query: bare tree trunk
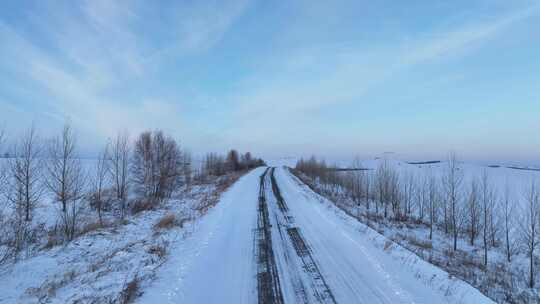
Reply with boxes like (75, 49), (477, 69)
(521, 181), (539, 288)
(5, 125), (44, 258)
(132, 130), (183, 204)
(503, 181), (514, 262)
(428, 171), (437, 240)
(480, 170), (493, 267)
(443, 153), (463, 252)
(468, 179), (479, 246)
(444, 200), (448, 235)
(93, 143), (110, 226)
(0, 128), (5, 204)
(489, 197), (499, 248)
(365, 173), (371, 213)
(110, 131), (130, 217)
(8, 125), (43, 223)
(45, 123), (86, 241)
(531, 248), (535, 288)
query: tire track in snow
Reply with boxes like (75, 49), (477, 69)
(273, 212), (310, 304)
(254, 168), (285, 304)
(269, 168), (337, 304)
(282, 168), (417, 303)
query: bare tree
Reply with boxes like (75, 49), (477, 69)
(442, 153), (463, 251)
(45, 123), (86, 240)
(364, 169), (372, 214)
(182, 150), (192, 186)
(402, 172), (415, 221)
(0, 128), (7, 249)
(4, 125), (44, 257)
(131, 131), (153, 199)
(91, 142), (110, 226)
(226, 149), (240, 172)
(443, 196), (449, 235)
(427, 170), (438, 240)
(488, 190), (500, 248)
(373, 160), (401, 220)
(480, 170), (495, 267)
(389, 171), (401, 219)
(467, 178), (481, 246)
(202, 152), (226, 177)
(521, 180), (540, 288)
(347, 158), (362, 213)
(416, 175), (428, 221)
(0, 128), (6, 200)
(502, 179), (517, 262)
(375, 160), (393, 217)
(110, 131), (130, 217)
(8, 125), (44, 222)
(131, 130), (183, 204)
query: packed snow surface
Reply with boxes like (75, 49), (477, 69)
(273, 167), (493, 303)
(138, 167), (265, 303)
(140, 166), (494, 303)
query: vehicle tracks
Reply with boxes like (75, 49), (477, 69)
(269, 168), (337, 304)
(255, 168), (285, 304)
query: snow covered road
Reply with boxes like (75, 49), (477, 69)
(140, 166), (494, 304)
(139, 167), (266, 303)
(269, 167), (494, 304)
(269, 167), (442, 303)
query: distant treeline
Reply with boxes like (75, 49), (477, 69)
(406, 160), (441, 165)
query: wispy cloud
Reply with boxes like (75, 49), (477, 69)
(401, 4), (540, 65)
(221, 3), (540, 155)
(0, 1), (251, 149)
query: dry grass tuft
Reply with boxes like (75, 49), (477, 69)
(194, 172), (244, 214)
(120, 275), (140, 304)
(43, 235), (59, 250)
(148, 243), (167, 259)
(153, 214), (178, 231)
(407, 235), (433, 250)
(78, 221), (112, 236)
(130, 199), (155, 214)
(383, 240), (393, 251)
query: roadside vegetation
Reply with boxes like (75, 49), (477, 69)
(294, 155), (540, 303)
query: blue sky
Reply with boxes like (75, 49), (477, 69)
(0, 0), (539, 162)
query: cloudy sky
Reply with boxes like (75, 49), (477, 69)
(1, 0), (539, 162)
